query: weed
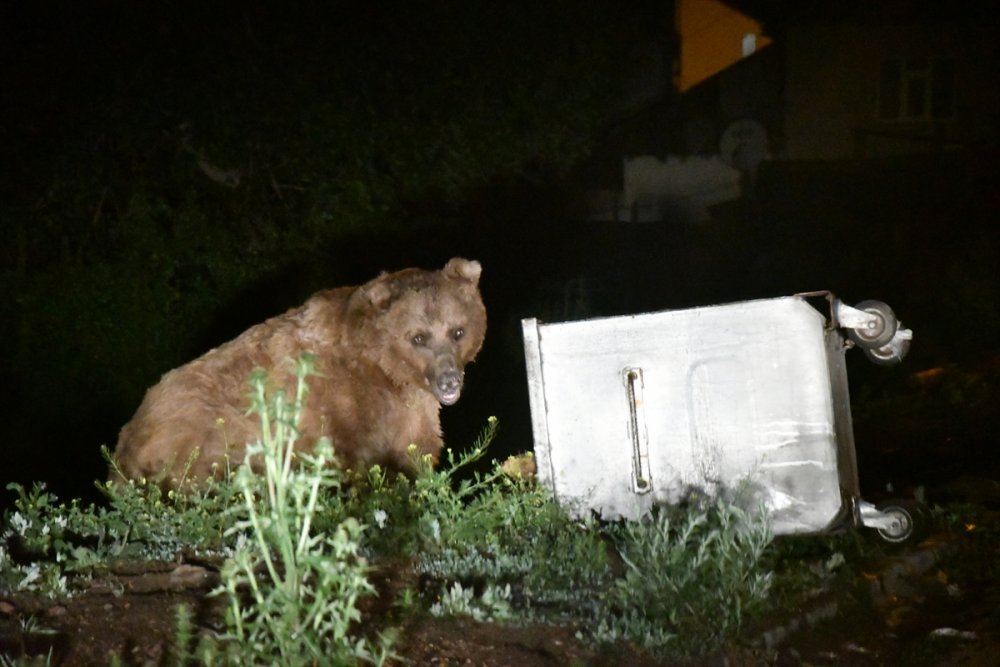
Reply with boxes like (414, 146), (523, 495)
(165, 603), (194, 667)
(1, 472), (242, 599)
(595, 499), (773, 655)
(204, 354), (394, 666)
(0, 650), (55, 667)
(430, 581), (513, 622)
(0, 616), (58, 667)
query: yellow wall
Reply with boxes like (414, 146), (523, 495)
(676, 0), (771, 92)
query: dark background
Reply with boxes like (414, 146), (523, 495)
(2, 1), (997, 511)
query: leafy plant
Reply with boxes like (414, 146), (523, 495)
(430, 581), (513, 622)
(403, 429), (773, 658)
(595, 499), (773, 655)
(0, 469), (244, 599)
(204, 354), (394, 666)
(0, 616), (58, 667)
(414, 470), (611, 624)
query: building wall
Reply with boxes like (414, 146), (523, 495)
(781, 23), (999, 160)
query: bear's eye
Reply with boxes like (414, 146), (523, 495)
(410, 333), (428, 347)
(451, 327), (465, 341)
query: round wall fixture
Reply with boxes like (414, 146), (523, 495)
(720, 119), (768, 171)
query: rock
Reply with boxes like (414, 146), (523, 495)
(929, 627), (977, 640)
(756, 596), (839, 651)
(872, 534), (958, 604)
(120, 564), (219, 594)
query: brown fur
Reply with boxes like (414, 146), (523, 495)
(109, 258), (486, 488)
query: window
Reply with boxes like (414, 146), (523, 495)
(877, 57), (954, 121)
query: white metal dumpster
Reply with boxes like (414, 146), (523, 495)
(522, 292), (913, 537)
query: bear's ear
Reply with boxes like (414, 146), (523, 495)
(362, 281), (394, 309)
(443, 258), (481, 285)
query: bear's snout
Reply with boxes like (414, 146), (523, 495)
(434, 369), (463, 405)
(429, 350), (464, 405)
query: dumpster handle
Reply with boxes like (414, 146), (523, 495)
(624, 368), (653, 495)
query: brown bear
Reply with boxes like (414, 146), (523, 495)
(108, 257), (486, 488)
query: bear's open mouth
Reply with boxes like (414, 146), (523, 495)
(433, 368), (464, 406)
(436, 386), (462, 405)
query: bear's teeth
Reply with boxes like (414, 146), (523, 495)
(438, 388), (461, 405)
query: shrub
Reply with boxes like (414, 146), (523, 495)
(596, 500), (773, 655)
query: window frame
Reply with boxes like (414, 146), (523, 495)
(877, 56), (954, 122)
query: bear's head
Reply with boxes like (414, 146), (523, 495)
(348, 258), (486, 405)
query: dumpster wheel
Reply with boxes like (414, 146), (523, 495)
(862, 336), (912, 366)
(847, 300), (899, 349)
(874, 499), (926, 544)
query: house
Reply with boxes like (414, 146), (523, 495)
(583, 0), (999, 222)
(778, 2), (999, 160)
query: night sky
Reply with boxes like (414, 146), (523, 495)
(2, 1), (998, 510)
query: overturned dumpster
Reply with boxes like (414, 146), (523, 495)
(522, 292), (917, 541)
